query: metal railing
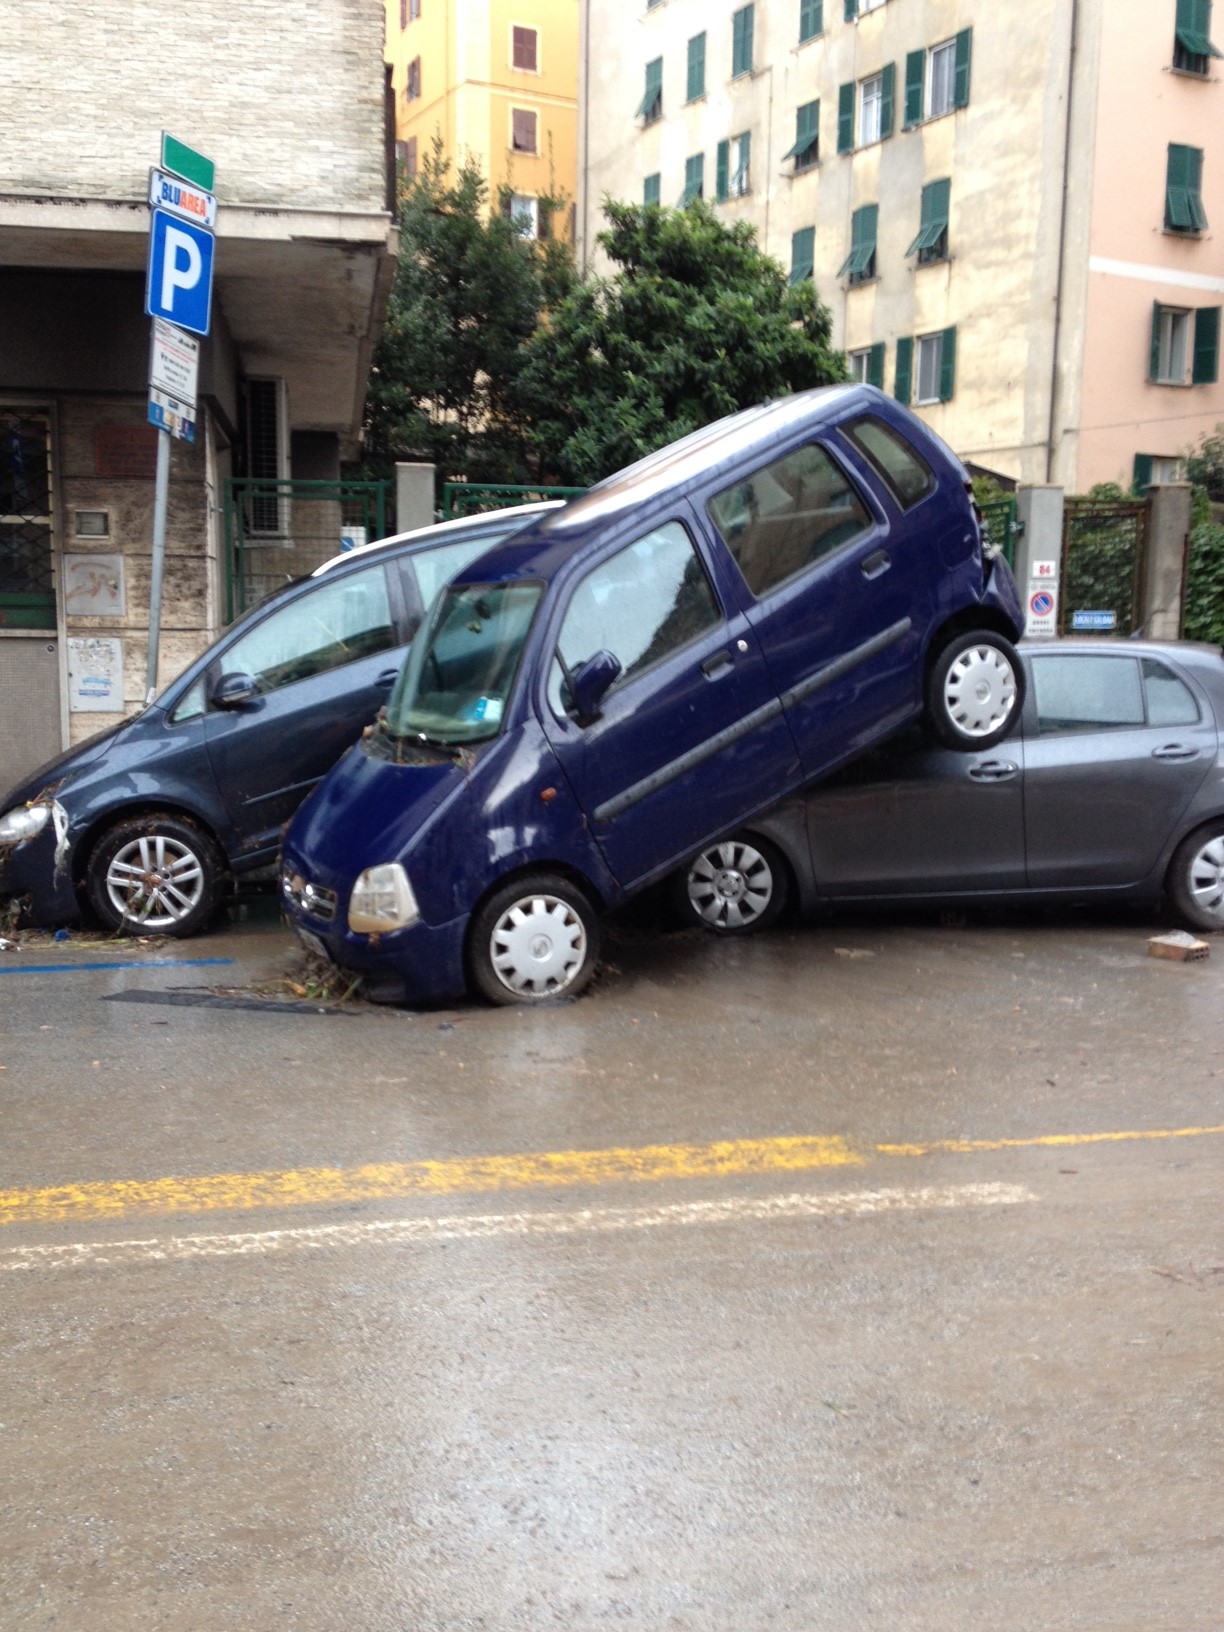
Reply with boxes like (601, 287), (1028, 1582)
(977, 498), (1018, 568)
(1059, 498), (1147, 636)
(442, 481), (584, 520)
(223, 478), (392, 621)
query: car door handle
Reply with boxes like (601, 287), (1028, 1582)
(967, 759), (1019, 782)
(1151, 743), (1198, 761)
(860, 548), (891, 581)
(374, 668), (398, 690)
(701, 650), (734, 679)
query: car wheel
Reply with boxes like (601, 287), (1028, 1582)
(1166, 823), (1224, 932)
(469, 873), (602, 1005)
(926, 630), (1025, 751)
(676, 835), (789, 935)
(86, 813), (224, 938)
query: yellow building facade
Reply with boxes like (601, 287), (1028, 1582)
(385, 0), (579, 238)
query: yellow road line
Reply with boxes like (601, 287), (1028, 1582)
(1, 1123), (1221, 1230)
(0, 1135), (861, 1228)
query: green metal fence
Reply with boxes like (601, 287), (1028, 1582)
(977, 497), (1018, 568)
(442, 481), (584, 520)
(223, 478), (392, 621)
(1059, 497), (1148, 636)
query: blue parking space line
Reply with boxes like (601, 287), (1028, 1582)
(0, 957), (235, 976)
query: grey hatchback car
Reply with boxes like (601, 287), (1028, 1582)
(674, 640), (1224, 933)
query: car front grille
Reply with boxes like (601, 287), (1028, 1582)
(281, 867), (337, 923)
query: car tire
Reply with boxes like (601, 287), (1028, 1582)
(86, 813), (224, 938)
(926, 630), (1025, 751)
(674, 834), (789, 935)
(469, 873), (602, 1005)
(1166, 822), (1224, 933)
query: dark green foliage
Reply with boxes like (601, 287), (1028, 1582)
(359, 144), (573, 486)
(518, 199), (845, 487)
(1186, 424), (1224, 500)
(1182, 485), (1224, 645)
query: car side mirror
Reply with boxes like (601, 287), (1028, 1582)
(211, 671), (260, 709)
(569, 649), (622, 724)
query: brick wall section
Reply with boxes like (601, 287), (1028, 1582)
(0, 0), (387, 211)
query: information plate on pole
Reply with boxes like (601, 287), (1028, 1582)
(149, 318), (200, 408)
(160, 133), (215, 193)
(148, 387), (196, 443)
(149, 168), (216, 229)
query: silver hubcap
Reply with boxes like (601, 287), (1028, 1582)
(943, 645), (1017, 738)
(490, 893), (587, 996)
(105, 834), (205, 930)
(1187, 835), (1224, 923)
(687, 841), (774, 930)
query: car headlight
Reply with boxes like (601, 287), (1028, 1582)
(348, 862), (420, 934)
(0, 804), (51, 844)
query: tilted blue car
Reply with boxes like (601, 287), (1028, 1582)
(280, 385), (1025, 1005)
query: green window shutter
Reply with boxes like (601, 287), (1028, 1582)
(953, 28), (972, 108)
(782, 99), (820, 162)
(687, 33), (706, 101)
(895, 337), (913, 405)
(1133, 453), (1154, 492)
(799, 0), (823, 43)
(845, 0), (858, 18)
(636, 57), (663, 118)
(879, 62), (895, 138)
(904, 49), (925, 125)
(1187, 146), (1208, 229)
(1166, 144), (1206, 230)
(907, 178), (950, 256)
(1150, 302), (1163, 381)
(868, 342), (885, 388)
(939, 325), (957, 401)
(839, 204), (877, 278)
(1177, 0), (1223, 56)
(1193, 306), (1221, 383)
(732, 5), (754, 76)
(716, 139), (730, 201)
(837, 82), (855, 151)
(682, 153), (704, 204)
(790, 225), (815, 284)
(644, 172), (661, 206)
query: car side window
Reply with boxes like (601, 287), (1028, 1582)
(217, 564), (395, 698)
(408, 532), (516, 620)
(1032, 655), (1145, 735)
(841, 416), (935, 510)
(170, 679), (206, 724)
(707, 442), (872, 600)
(1142, 658), (1200, 725)
(548, 521), (721, 715)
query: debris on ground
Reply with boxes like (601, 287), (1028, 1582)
(0, 937), (16, 952)
(1148, 930), (1210, 963)
(833, 947), (876, 960)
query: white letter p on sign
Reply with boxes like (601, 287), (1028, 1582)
(161, 225), (202, 313)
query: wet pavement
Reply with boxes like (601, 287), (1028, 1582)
(1, 908), (1222, 1629)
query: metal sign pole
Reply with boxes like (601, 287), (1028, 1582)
(145, 426), (171, 703)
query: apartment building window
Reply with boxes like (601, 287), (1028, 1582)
(687, 33), (706, 101)
(732, 5), (755, 77)
(638, 57), (663, 123)
(845, 0), (885, 16)
(790, 226), (815, 283)
(849, 344), (885, 386)
(506, 194), (539, 237)
(512, 26), (538, 72)
(400, 0), (420, 25)
(406, 57), (421, 99)
(1166, 144), (1208, 232)
(783, 101), (820, 172)
(1134, 453), (1187, 489)
(403, 136), (418, 178)
(840, 68), (894, 150)
(905, 329), (956, 403)
(799, 0), (823, 42)
(1150, 303), (1220, 383)
(904, 30), (972, 125)
(838, 204), (878, 284)
(644, 173), (661, 206)
(512, 109), (538, 152)
(1174, 0), (1222, 72)
(716, 132), (751, 199)
(682, 153), (705, 204)
(907, 178), (950, 263)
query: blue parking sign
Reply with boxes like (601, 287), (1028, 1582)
(145, 208), (214, 337)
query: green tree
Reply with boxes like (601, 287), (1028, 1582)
(360, 144), (572, 486)
(1186, 423), (1224, 500)
(519, 200), (846, 486)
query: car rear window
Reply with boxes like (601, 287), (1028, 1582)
(841, 416), (934, 510)
(707, 443), (872, 599)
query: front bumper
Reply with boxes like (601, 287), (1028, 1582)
(283, 895), (470, 1005)
(0, 822), (80, 927)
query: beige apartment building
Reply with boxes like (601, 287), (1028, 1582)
(578, 0), (1224, 491)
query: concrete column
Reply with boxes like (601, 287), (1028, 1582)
(1014, 485), (1065, 638)
(1140, 483), (1192, 641)
(395, 461), (436, 535)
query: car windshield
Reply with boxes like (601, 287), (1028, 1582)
(385, 581), (542, 745)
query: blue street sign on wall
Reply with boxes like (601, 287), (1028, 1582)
(145, 208), (214, 337)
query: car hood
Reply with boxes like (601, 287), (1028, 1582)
(0, 711), (148, 811)
(283, 740), (467, 887)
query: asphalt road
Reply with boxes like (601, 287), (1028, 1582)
(1, 909), (1222, 1630)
